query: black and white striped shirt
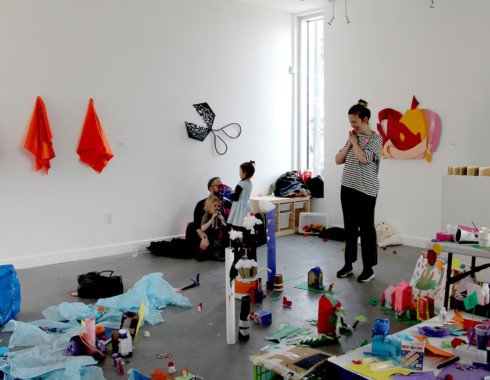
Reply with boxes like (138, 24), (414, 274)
(340, 132), (382, 197)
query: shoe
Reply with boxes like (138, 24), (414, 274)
(357, 269), (375, 283)
(212, 252), (225, 262)
(336, 265), (353, 278)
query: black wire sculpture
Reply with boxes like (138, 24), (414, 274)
(185, 103), (241, 155)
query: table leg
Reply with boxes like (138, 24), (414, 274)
(444, 252), (453, 310)
(472, 256), (476, 281)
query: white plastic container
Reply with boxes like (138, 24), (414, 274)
(298, 212), (329, 234)
(279, 212), (292, 229)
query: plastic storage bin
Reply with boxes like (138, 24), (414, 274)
(298, 212), (329, 234)
(279, 211), (292, 229)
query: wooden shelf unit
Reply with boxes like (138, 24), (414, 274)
(250, 196), (310, 236)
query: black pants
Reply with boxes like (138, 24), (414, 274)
(340, 186), (378, 270)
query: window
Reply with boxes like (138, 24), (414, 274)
(296, 14), (324, 177)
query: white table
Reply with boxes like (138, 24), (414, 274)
(328, 310), (487, 379)
(426, 241), (490, 309)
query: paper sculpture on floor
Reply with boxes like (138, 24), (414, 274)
(77, 98), (113, 173)
(185, 102), (241, 155)
(377, 96), (441, 162)
(24, 96), (55, 173)
(308, 267), (324, 290)
(318, 294), (341, 336)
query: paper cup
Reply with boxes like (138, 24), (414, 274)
(456, 228), (478, 243)
(446, 224), (458, 235)
(479, 230), (490, 248)
(475, 325), (490, 350)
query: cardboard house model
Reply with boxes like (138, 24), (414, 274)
(308, 266), (324, 290)
(381, 285), (396, 309)
(394, 281), (413, 313)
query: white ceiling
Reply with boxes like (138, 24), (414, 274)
(231, 0), (327, 14)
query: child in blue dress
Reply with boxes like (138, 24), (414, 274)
(227, 161), (255, 229)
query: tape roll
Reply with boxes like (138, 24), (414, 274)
(448, 166), (454, 175)
(467, 166), (479, 176)
(453, 167), (461, 175)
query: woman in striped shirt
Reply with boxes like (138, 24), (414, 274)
(335, 100), (382, 283)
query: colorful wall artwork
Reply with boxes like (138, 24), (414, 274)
(377, 96), (441, 162)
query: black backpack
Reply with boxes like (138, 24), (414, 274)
(306, 176), (324, 198)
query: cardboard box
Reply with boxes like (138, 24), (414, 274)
(400, 340), (424, 371)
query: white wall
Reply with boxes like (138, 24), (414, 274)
(319, 0), (490, 247)
(0, 0), (293, 268)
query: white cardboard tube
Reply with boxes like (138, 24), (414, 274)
(85, 317), (96, 355)
(225, 247), (236, 344)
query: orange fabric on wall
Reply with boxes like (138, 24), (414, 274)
(24, 96), (55, 173)
(77, 98), (113, 173)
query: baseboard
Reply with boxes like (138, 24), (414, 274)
(399, 235), (430, 249)
(0, 235), (184, 269)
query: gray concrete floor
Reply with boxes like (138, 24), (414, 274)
(2, 235), (422, 379)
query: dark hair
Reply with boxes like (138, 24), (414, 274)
(207, 176), (220, 189)
(240, 161), (255, 179)
(348, 99), (371, 121)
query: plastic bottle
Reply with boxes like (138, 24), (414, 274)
(439, 306), (447, 325)
(482, 283), (489, 305)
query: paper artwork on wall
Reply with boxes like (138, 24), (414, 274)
(377, 96), (441, 162)
(77, 98), (113, 173)
(185, 102), (241, 155)
(24, 96), (56, 174)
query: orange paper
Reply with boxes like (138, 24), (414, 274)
(413, 335), (454, 357)
(24, 96), (55, 173)
(77, 98), (113, 173)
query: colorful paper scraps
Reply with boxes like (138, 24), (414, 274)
(24, 96), (56, 173)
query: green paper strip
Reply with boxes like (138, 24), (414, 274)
(354, 315), (367, 322)
(369, 298), (381, 306)
(294, 282), (328, 294)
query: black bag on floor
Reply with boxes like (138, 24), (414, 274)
(147, 238), (194, 259)
(77, 270), (123, 298)
(318, 227), (345, 242)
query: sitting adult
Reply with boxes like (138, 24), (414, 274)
(186, 177), (231, 261)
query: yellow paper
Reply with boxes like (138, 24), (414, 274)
(346, 360), (411, 380)
(400, 109), (428, 140)
(135, 299), (146, 338)
(452, 258), (462, 269)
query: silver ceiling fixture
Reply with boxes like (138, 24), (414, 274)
(326, 0), (350, 25)
(327, 0), (335, 25)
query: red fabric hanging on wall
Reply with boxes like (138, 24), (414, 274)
(24, 96), (55, 173)
(77, 98), (113, 173)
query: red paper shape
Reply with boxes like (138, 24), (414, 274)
(77, 99), (113, 173)
(24, 96), (55, 173)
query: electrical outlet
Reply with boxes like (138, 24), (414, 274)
(104, 212), (113, 224)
